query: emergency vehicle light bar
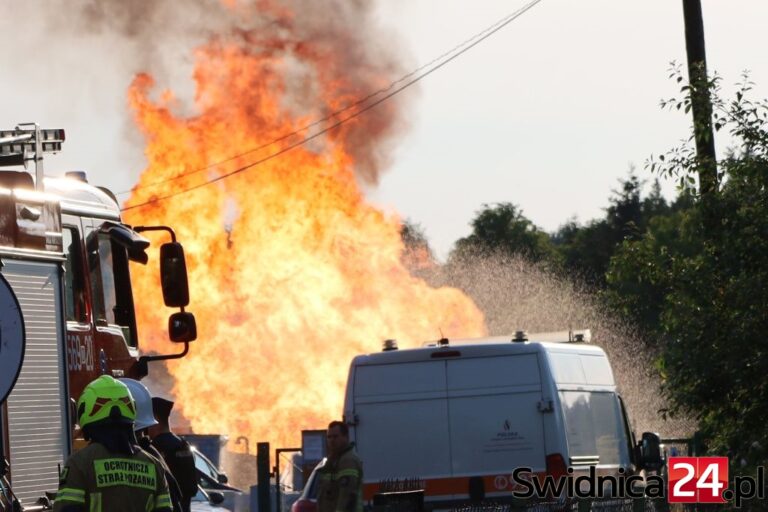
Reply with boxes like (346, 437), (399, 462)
(0, 124), (66, 191)
(0, 128), (65, 159)
(524, 329), (592, 343)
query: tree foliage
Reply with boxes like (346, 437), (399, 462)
(552, 173), (671, 284)
(400, 219), (435, 275)
(451, 203), (557, 263)
(418, 70), (768, 464)
(606, 72), (768, 462)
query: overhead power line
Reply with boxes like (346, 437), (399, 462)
(121, 0), (543, 212)
(117, 2), (536, 198)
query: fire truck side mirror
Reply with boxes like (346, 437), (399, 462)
(103, 222), (150, 264)
(169, 311), (197, 342)
(160, 242), (190, 308)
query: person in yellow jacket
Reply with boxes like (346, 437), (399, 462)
(54, 376), (172, 512)
(317, 421), (363, 512)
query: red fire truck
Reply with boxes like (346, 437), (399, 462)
(0, 124), (197, 511)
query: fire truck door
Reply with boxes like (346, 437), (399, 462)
(83, 218), (139, 378)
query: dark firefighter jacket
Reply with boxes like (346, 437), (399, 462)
(151, 433), (198, 512)
(53, 442), (172, 512)
(317, 446), (363, 512)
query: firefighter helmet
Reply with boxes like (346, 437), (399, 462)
(119, 378), (158, 431)
(77, 375), (137, 428)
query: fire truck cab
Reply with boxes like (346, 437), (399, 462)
(0, 124), (196, 511)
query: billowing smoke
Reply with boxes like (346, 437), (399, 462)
(18, 0), (411, 184)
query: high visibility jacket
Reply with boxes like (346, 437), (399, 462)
(317, 446), (363, 512)
(53, 442), (172, 512)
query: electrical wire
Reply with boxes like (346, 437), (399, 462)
(121, 0), (543, 211)
(116, 0), (542, 198)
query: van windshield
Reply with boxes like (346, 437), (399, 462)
(559, 391), (630, 466)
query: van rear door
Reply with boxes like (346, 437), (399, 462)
(352, 360), (451, 481)
(548, 350), (632, 469)
(446, 353), (547, 480)
(559, 391), (631, 467)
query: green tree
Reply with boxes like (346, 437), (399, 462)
(606, 73), (768, 463)
(603, 195), (697, 336)
(552, 172), (668, 284)
(400, 220), (435, 275)
(451, 203), (556, 263)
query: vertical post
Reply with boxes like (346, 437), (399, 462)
(33, 124), (44, 191)
(682, 0), (718, 196)
(257, 442), (271, 512)
(275, 449), (281, 512)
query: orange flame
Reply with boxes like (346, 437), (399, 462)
(123, 3), (485, 448)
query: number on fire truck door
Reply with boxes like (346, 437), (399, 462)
(67, 333), (94, 372)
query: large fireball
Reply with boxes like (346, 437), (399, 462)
(123, 0), (486, 448)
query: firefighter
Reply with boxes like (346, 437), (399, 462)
(149, 397), (198, 512)
(317, 421), (363, 512)
(119, 379), (185, 512)
(0, 469), (14, 512)
(54, 375), (172, 512)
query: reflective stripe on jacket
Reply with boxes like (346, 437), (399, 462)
(53, 442), (172, 512)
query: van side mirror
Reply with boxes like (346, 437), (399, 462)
(637, 432), (664, 471)
(169, 311), (197, 342)
(217, 473), (229, 484)
(160, 242), (190, 307)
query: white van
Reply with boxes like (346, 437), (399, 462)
(342, 332), (661, 509)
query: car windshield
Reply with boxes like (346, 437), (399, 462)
(302, 458), (326, 499)
(193, 449), (220, 481)
(192, 487), (207, 502)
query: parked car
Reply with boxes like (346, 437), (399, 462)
(192, 447), (242, 492)
(191, 447), (241, 510)
(290, 458), (326, 512)
(190, 487), (231, 512)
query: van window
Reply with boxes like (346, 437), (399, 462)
(354, 361), (445, 397)
(447, 354), (541, 390)
(86, 230), (138, 347)
(560, 391), (630, 466)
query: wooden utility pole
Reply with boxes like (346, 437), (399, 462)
(682, 0), (718, 196)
